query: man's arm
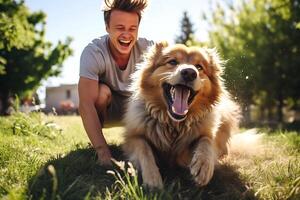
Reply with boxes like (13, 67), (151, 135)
(78, 77), (112, 165)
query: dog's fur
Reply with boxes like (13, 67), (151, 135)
(122, 42), (240, 188)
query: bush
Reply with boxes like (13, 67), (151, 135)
(3, 112), (62, 139)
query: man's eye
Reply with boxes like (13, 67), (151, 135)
(116, 26), (124, 31)
(168, 59), (178, 66)
(195, 64), (203, 70)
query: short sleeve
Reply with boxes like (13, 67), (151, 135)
(79, 45), (104, 81)
(138, 38), (154, 51)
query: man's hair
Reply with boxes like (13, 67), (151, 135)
(103, 0), (148, 26)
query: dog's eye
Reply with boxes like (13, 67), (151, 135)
(195, 64), (203, 70)
(168, 59), (179, 66)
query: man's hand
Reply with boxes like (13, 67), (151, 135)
(79, 77), (113, 166)
(96, 145), (112, 166)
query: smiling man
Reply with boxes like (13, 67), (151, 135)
(78, 0), (153, 166)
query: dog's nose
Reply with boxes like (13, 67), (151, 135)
(181, 68), (197, 82)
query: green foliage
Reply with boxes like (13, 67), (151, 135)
(0, 0), (73, 114)
(0, 0), (37, 48)
(105, 161), (150, 200)
(207, 0), (300, 122)
(0, 111), (62, 139)
(11, 112), (62, 139)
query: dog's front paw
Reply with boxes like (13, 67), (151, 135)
(142, 166), (163, 189)
(190, 155), (214, 186)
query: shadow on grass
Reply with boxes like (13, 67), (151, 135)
(27, 145), (123, 200)
(27, 145), (256, 200)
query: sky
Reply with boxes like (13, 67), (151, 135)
(24, 0), (216, 98)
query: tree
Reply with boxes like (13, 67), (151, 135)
(175, 11), (196, 46)
(0, 0), (73, 115)
(207, 0), (300, 123)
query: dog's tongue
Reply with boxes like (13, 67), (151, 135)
(172, 86), (190, 115)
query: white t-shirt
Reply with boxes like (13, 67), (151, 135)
(80, 35), (153, 96)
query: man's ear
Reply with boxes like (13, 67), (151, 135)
(105, 24), (109, 32)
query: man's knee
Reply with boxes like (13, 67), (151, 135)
(95, 84), (112, 111)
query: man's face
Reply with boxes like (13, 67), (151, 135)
(106, 9), (139, 57)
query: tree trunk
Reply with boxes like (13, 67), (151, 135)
(277, 91), (284, 123)
(0, 90), (9, 115)
(267, 106), (273, 122)
(259, 106), (266, 122)
(242, 104), (251, 126)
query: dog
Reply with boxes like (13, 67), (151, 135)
(122, 42), (240, 189)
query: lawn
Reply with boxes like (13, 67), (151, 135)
(0, 112), (299, 200)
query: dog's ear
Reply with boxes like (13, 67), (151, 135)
(204, 47), (225, 75)
(155, 40), (169, 49)
(144, 41), (168, 68)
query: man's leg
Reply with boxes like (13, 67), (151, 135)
(95, 83), (112, 125)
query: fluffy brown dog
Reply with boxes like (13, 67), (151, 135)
(122, 42), (240, 189)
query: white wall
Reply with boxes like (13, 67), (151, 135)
(45, 84), (78, 112)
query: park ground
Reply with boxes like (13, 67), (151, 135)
(0, 112), (299, 200)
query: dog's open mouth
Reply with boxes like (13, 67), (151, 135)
(163, 83), (197, 122)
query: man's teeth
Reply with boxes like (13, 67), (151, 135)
(119, 39), (131, 44)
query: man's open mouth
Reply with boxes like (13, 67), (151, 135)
(162, 83), (197, 122)
(119, 39), (132, 47)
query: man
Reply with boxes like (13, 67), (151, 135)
(78, 0), (153, 166)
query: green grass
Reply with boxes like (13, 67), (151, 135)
(0, 112), (299, 199)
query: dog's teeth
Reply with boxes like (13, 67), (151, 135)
(172, 106), (176, 113)
(172, 105), (188, 115)
(171, 87), (175, 100)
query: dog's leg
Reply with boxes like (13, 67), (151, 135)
(190, 137), (216, 186)
(123, 136), (163, 189)
(214, 99), (240, 158)
(214, 122), (231, 158)
(215, 110), (240, 158)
